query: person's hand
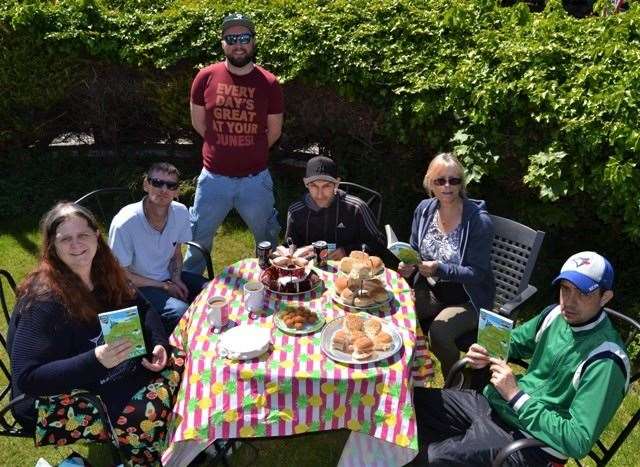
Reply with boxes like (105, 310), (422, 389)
(142, 345), (168, 372)
(172, 277), (189, 300)
(489, 358), (519, 401)
(465, 343), (490, 369)
(328, 247), (346, 260)
(417, 260), (439, 277)
(163, 280), (188, 301)
(95, 340), (133, 369)
(397, 262), (416, 278)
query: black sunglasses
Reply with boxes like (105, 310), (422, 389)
(223, 33), (253, 45)
(433, 177), (462, 187)
(148, 177), (179, 191)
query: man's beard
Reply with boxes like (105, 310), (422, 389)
(225, 50), (254, 67)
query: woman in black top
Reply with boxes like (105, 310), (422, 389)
(8, 202), (183, 465)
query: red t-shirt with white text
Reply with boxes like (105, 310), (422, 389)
(190, 62), (284, 177)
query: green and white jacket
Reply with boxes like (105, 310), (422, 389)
(484, 305), (630, 461)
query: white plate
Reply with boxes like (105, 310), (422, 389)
(320, 315), (403, 365)
(219, 325), (271, 360)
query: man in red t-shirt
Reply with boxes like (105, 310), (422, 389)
(184, 13), (284, 273)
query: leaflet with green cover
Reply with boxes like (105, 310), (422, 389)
(477, 308), (514, 361)
(385, 224), (420, 265)
(98, 306), (147, 360)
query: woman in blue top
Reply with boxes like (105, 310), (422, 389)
(398, 153), (495, 377)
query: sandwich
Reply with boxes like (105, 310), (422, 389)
(331, 330), (352, 352)
(352, 336), (374, 360)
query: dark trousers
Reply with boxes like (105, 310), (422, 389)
(412, 388), (551, 466)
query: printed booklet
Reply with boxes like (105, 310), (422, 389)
(98, 306), (147, 360)
(477, 308), (514, 361)
(384, 224), (420, 265)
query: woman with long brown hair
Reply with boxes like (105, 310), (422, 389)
(8, 202), (183, 465)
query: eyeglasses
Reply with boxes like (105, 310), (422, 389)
(433, 177), (462, 187)
(148, 177), (179, 191)
(223, 33), (253, 45)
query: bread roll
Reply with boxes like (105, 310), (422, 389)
(354, 294), (375, 308)
(334, 274), (349, 293)
(352, 336), (374, 359)
(363, 319), (382, 339)
(362, 278), (384, 291)
(371, 287), (389, 304)
(349, 250), (369, 262)
(340, 257), (354, 274)
(350, 263), (372, 280)
(373, 331), (393, 351)
(340, 287), (356, 305)
(342, 314), (364, 334)
(369, 256), (384, 274)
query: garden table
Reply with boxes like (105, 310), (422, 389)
(162, 258), (434, 466)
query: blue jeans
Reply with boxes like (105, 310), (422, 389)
(183, 168), (280, 274)
(139, 271), (208, 333)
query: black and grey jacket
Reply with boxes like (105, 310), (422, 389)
(285, 189), (385, 256)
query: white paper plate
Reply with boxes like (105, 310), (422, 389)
(320, 315), (403, 365)
(219, 325), (271, 360)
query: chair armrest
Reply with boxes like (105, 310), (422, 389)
(492, 438), (547, 467)
(0, 394), (31, 436)
(444, 358), (469, 389)
(498, 285), (537, 317)
(185, 241), (214, 280)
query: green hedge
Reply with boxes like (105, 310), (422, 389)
(2, 0), (640, 236)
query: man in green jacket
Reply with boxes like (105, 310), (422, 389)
(413, 251), (630, 466)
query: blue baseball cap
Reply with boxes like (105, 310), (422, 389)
(552, 251), (614, 294)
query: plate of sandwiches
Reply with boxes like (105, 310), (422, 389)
(320, 313), (403, 365)
(273, 305), (325, 335)
(331, 275), (393, 311)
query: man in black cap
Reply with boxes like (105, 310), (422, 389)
(184, 12), (284, 273)
(285, 156), (385, 259)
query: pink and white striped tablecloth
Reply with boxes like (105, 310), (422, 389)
(162, 259), (434, 466)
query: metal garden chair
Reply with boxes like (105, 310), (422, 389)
(445, 308), (640, 467)
(74, 187), (214, 279)
(338, 181), (382, 226)
(454, 214), (545, 351)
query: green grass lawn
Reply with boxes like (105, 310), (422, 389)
(1, 215), (639, 466)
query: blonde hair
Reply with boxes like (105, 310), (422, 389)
(423, 152), (467, 198)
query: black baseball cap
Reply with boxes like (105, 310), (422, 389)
(304, 156), (339, 185)
(221, 13), (255, 35)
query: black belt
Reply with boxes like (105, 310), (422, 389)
(220, 169), (264, 179)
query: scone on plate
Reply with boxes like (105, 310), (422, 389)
(372, 331), (393, 351)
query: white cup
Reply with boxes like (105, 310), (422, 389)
(207, 296), (229, 328)
(243, 280), (265, 313)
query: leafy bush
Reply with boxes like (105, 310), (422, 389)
(3, 1), (640, 335)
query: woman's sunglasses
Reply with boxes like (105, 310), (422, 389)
(433, 177), (462, 187)
(148, 177), (179, 191)
(223, 33), (253, 45)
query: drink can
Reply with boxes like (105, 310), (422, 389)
(313, 240), (329, 268)
(207, 296), (229, 328)
(256, 241), (272, 270)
